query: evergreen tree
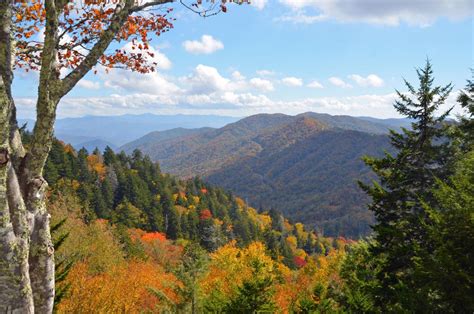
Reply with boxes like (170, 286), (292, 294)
(91, 185), (109, 218)
(103, 146), (116, 166)
(223, 260), (276, 313)
(187, 211), (200, 242)
(415, 151), (474, 312)
(101, 179), (115, 211)
(338, 240), (380, 313)
(165, 207), (181, 240)
(456, 70), (474, 150)
(112, 200), (147, 228)
(77, 148), (93, 183)
(176, 243), (209, 314)
(360, 60), (455, 311)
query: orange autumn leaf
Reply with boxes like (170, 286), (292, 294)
(57, 260), (182, 313)
(199, 209), (212, 220)
(141, 232), (167, 243)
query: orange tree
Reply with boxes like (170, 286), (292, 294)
(0, 0), (248, 312)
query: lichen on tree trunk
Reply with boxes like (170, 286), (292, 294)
(0, 1), (55, 312)
(0, 76), (35, 314)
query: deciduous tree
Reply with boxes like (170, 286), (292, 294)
(0, 0), (246, 312)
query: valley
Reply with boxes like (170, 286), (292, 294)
(119, 112), (404, 237)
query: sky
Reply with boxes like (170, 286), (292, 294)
(13, 0), (474, 119)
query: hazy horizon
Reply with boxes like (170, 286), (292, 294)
(16, 109), (433, 121)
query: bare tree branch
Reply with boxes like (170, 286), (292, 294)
(130, 0), (174, 13)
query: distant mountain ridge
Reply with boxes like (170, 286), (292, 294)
(121, 112), (404, 177)
(121, 112), (405, 237)
(19, 113), (239, 149)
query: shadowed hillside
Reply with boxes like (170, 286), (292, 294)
(120, 113), (401, 237)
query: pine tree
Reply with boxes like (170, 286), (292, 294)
(176, 243), (209, 314)
(113, 200), (147, 228)
(456, 70), (474, 150)
(103, 146), (116, 166)
(360, 60), (455, 311)
(415, 151), (474, 312)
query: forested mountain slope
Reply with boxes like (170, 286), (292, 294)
(121, 112), (401, 177)
(207, 129), (390, 237)
(121, 113), (397, 237)
(37, 136), (354, 313)
(41, 136), (336, 266)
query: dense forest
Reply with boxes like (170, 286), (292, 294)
(37, 63), (472, 313)
(40, 132), (340, 261)
(32, 134), (354, 312)
(207, 126), (390, 238)
(20, 63), (470, 313)
(24, 63), (474, 313)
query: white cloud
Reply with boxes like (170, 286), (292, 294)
(183, 65), (275, 94)
(252, 0), (267, 10)
(275, 12), (327, 24)
(232, 71), (246, 81)
(329, 77), (352, 88)
(256, 70), (275, 77)
(278, 0), (474, 26)
(77, 79), (100, 90)
(16, 89), (464, 120)
(282, 77), (303, 87)
(348, 74), (384, 87)
(307, 80), (324, 89)
(182, 35), (224, 54)
(13, 92), (401, 119)
(103, 69), (180, 95)
(183, 64), (231, 93)
(249, 78), (274, 92)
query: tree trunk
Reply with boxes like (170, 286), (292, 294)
(0, 1), (55, 312)
(0, 82), (35, 314)
(0, 92), (56, 314)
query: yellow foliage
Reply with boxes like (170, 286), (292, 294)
(295, 248), (307, 259)
(199, 241), (281, 305)
(294, 222), (308, 242)
(175, 205), (189, 215)
(286, 235), (298, 251)
(235, 197), (246, 208)
(50, 194), (124, 274)
(86, 154), (106, 180)
(58, 261), (182, 313)
(257, 213), (272, 230)
(274, 248), (346, 313)
(283, 219), (293, 232)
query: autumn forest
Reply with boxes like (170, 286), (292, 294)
(0, 0), (473, 313)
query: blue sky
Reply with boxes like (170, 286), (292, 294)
(13, 0), (474, 119)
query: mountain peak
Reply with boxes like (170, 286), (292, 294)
(295, 116), (328, 130)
